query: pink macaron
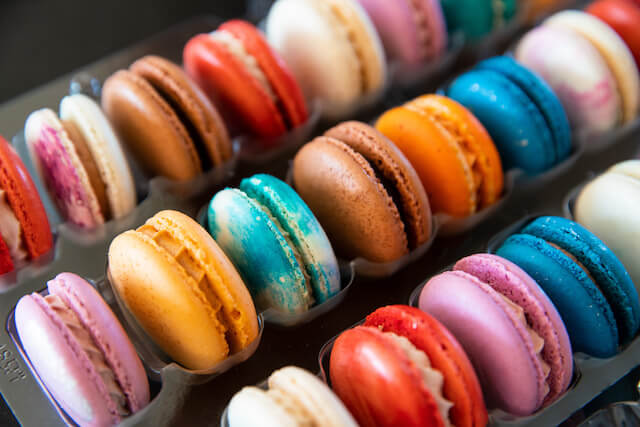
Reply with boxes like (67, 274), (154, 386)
(355, 0), (448, 66)
(419, 254), (572, 416)
(15, 273), (149, 427)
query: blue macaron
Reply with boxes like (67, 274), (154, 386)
(207, 174), (341, 314)
(496, 216), (640, 358)
(446, 56), (571, 174)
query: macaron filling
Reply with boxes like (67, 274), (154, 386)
(0, 189), (27, 263)
(408, 0), (433, 60)
(384, 331), (453, 426)
(34, 292), (130, 419)
(234, 189), (315, 307)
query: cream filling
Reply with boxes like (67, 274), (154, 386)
(385, 332), (453, 427)
(497, 293), (551, 397)
(0, 189), (28, 263)
(210, 30), (278, 102)
(407, 0), (433, 60)
(267, 387), (316, 426)
(493, 0), (505, 29)
(44, 294), (130, 416)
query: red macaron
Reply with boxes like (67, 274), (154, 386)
(587, 0), (640, 67)
(0, 135), (53, 273)
(330, 305), (487, 427)
(183, 20), (308, 143)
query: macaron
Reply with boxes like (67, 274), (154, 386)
(292, 121), (432, 263)
(102, 55), (232, 181)
(183, 20), (308, 142)
(446, 56), (572, 174)
(419, 254), (573, 415)
(587, 0), (640, 68)
(266, 0), (387, 114)
(208, 174), (340, 314)
(496, 216), (640, 358)
(227, 366), (357, 427)
(0, 135), (53, 273)
(375, 94), (503, 218)
(574, 160), (640, 291)
(15, 273), (149, 427)
(440, 0), (517, 40)
(354, 0), (447, 67)
(108, 210), (259, 370)
(330, 305), (487, 426)
(25, 94), (136, 229)
(516, 11), (639, 133)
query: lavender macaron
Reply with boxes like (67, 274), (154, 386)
(419, 254), (572, 416)
(15, 273), (149, 427)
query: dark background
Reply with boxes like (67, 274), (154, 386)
(0, 0), (247, 104)
(0, 1), (246, 424)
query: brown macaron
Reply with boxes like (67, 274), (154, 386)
(101, 55), (232, 181)
(292, 121), (432, 263)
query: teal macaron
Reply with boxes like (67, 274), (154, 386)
(446, 56), (571, 174)
(440, 0), (518, 40)
(496, 216), (640, 358)
(207, 174), (341, 314)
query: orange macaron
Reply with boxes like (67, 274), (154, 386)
(375, 95), (503, 218)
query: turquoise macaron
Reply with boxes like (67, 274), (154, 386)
(207, 174), (341, 314)
(446, 56), (572, 174)
(496, 216), (640, 358)
(440, 0), (518, 40)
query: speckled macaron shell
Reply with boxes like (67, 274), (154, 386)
(25, 108), (104, 228)
(446, 69), (555, 174)
(515, 25), (621, 134)
(292, 129), (410, 263)
(15, 273), (149, 427)
(575, 161), (640, 290)
(239, 174), (341, 304)
(496, 231), (620, 358)
(208, 176), (339, 314)
(60, 94), (136, 220)
(355, 0), (447, 65)
(476, 56), (572, 164)
(454, 254), (573, 406)
(521, 216), (640, 345)
(266, 0), (387, 112)
(545, 10), (639, 123)
(419, 269), (548, 415)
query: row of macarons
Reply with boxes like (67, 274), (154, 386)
(13, 207), (640, 426)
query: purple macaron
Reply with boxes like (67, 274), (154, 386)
(15, 273), (149, 427)
(419, 254), (572, 416)
(356, 0), (448, 66)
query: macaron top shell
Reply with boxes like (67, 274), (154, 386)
(25, 108), (105, 228)
(0, 135), (52, 260)
(15, 273), (149, 427)
(575, 161), (640, 289)
(515, 25), (621, 133)
(60, 94), (136, 220)
(453, 254), (573, 406)
(587, 0), (640, 68)
(364, 305), (488, 427)
(108, 210), (259, 370)
(545, 10), (639, 123)
(355, 0), (447, 65)
(266, 0), (387, 111)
